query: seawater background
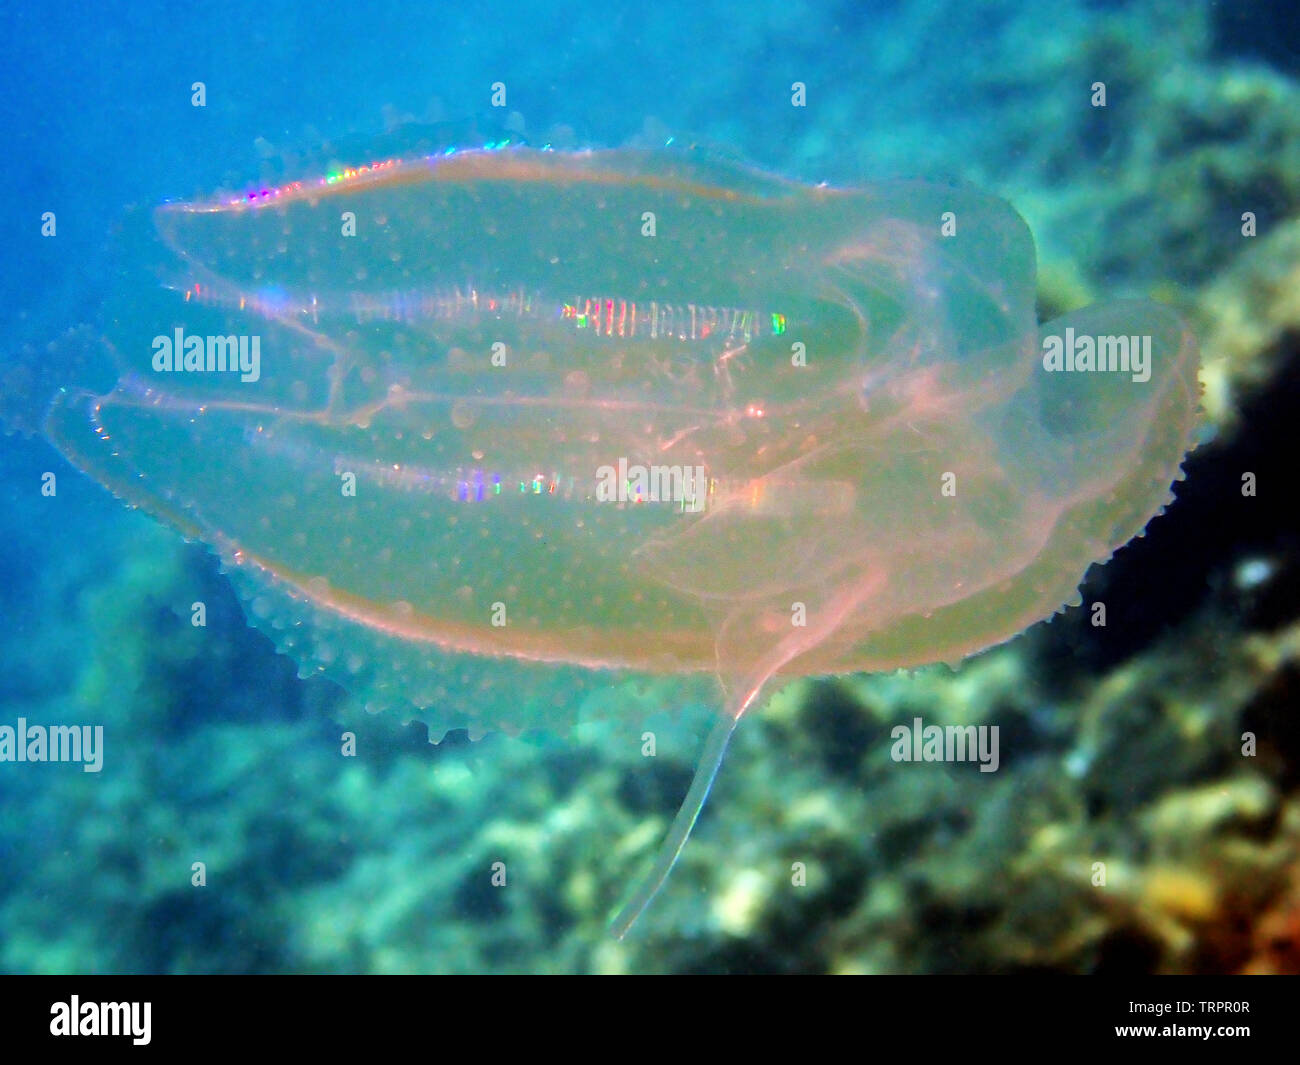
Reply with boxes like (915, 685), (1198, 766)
(1, 0), (1298, 973)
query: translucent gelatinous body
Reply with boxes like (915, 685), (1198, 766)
(47, 148), (1198, 719)
(42, 146), (1200, 931)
